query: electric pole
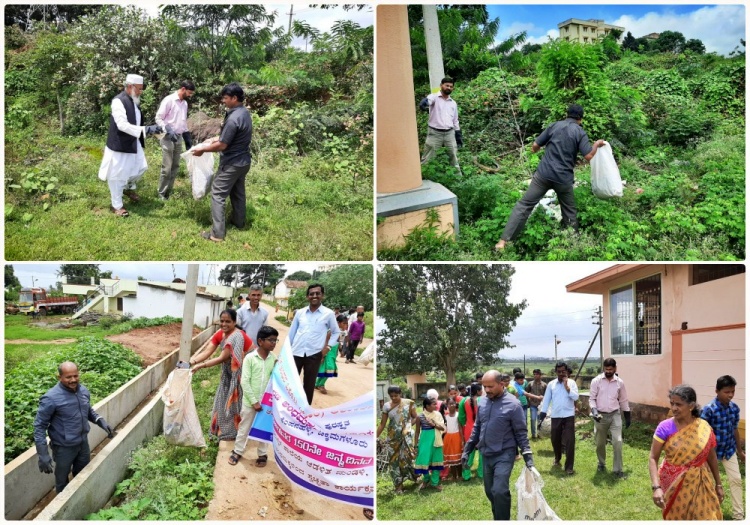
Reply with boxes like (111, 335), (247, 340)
(287, 4), (294, 34)
(593, 306), (603, 370)
(422, 5), (445, 93)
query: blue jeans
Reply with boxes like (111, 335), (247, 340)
(482, 448), (517, 521)
(529, 406), (539, 437)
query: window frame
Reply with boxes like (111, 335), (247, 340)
(609, 272), (662, 357)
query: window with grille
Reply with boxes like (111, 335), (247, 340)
(690, 264), (745, 285)
(610, 274), (661, 355)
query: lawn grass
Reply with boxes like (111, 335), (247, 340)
(5, 342), (78, 373)
(4, 314), (112, 341)
(376, 417), (745, 520)
(5, 124), (372, 260)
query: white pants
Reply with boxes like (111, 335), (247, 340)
(722, 452), (744, 520)
(233, 403), (270, 458)
(108, 176), (141, 209)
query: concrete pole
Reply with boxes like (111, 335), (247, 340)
(422, 5), (445, 93)
(376, 5), (423, 194)
(179, 264), (200, 363)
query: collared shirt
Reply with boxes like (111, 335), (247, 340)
(33, 382), (102, 449)
(701, 398), (741, 460)
(465, 391), (530, 457)
(237, 306), (268, 344)
(219, 105), (252, 168)
(425, 92), (460, 131)
(288, 304), (340, 357)
(155, 92), (189, 134)
(528, 379), (547, 408)
(240, 350), (277, 406)
(535, 118), (593, 185)
(589, 373), (630, 413)
(540, 378), (579, 418)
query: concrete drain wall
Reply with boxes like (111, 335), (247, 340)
(4, 326), (214, 520)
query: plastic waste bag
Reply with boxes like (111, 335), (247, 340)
(161, 368), (206, 447)
(180, 145), (214, 200)
(516, 467), (561, 520)
(538, 417), (552, 439)
(355, 341), (375, 366)
(590, 141), (623, 199)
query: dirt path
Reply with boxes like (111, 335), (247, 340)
(206, 302), (374, 521)
(106, 323), (201, 366)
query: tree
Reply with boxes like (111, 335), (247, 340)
(621, 31), (638, 53)
(684, 38), (706, 55)
(653, 30), (686, 54)
(100, 270), (113, 279)
(317, 264), (373, 311)
(5, 265), (21, 289)
(286, 270), (312, 282)
(377, 265), (526, 386)
(57, 264), (101, 285)
(219, 264), (286, 288)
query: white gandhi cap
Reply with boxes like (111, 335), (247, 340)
(125, 74), (144, 85)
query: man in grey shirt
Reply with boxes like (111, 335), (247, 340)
(496, 104), (605, 250)
(192, 82), (252, 242)
(237, 284), (268, 346)
(462, 371), (534, 520)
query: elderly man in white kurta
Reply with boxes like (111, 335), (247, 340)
(98, 74), (162, 217)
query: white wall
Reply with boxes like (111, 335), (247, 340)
(122, 285), (221, 329)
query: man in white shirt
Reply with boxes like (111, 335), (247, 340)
(98, 74), (163, 217)
(288, 284), (340, 404)
(419, 77), (462, 171)
(155, 81), (195, 200)
(237, 284), (268, 346)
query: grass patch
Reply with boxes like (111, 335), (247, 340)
(5, 125), (372, 260)
(86, 365), (221, 520)
(5, 342), (78, 374)
(376, 418), (744, 520)
(4, 314), (112, 340)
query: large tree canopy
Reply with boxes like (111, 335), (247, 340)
(56, 264), (101, 285)
(288, 264), (373, 313)
(219, 264), (286, 289)
(378, 264), (526, 385)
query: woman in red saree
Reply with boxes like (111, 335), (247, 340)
(648, 384), (724, 520)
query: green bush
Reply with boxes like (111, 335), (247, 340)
(4, 337), (142, 463)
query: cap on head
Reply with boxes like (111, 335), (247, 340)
(126, 74), (144, 85)
(567, 104), (584, 120)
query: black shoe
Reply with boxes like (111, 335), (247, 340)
(614, 471), (627, 479)
(597, 464), (606, 472)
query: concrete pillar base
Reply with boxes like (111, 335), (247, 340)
(377, 180), (459, 249)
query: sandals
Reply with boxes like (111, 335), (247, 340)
(256, 455), (268, 467)
(319, 387), (328, 395)
(201, 231), (224, 243)
(228, 452), (241, 466)
(363, 509), (374, 520)
(110, 206), (129, 217)
(123, 190), (140, 202)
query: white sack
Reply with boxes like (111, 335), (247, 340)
(590, 142), (623, 199)
(355, 341), (375, 366)
(161, 369), (206, 447)
(516, 467), (562, 521)
(181, 145), (214, 200)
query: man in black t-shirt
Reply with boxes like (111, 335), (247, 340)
(193, 82), (252, 242)
(496, 104), (604, 250)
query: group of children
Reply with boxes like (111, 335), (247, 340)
(314, 307), (367, 395)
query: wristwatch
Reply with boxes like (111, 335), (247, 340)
(651, 485), (662, 491)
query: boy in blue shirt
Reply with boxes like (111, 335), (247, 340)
(701, 375), (745, 520)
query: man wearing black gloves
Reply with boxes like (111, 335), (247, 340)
(462, 371), (534, 520)
(33, 362), (115, 493)
(418, 77), (462, 173)
(589, 358), (631, 478)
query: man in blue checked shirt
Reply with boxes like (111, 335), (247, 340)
(701, 375), (745, 520)
(288, 283), (340, 405)
(538, 361), (579, 475)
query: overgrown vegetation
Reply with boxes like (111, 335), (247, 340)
(5, 5), (372, 260)
(4, 337), (143, 463)
(382, 9), (744, 261)
(85, 363), (220, 520)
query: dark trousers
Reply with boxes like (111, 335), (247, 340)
(346, 339), (361, 361)
(500, 174), (578, 241)
(482, 448), (517, 520)
(294, 352), (323, 405)
(51, 440), (90, 493)
(210, 163), (250, 239)
(551, 416), (576, 471)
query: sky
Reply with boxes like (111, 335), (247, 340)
(489, 4), (745, 55)
(9, 262), (323, 290)
(143, 4), (373, 51)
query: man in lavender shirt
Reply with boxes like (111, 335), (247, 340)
(155, 80), (195, 200)
(589, 358), (631, 478)
(419, 77), (462, 172)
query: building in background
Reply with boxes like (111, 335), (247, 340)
(558, 18), (625, 43)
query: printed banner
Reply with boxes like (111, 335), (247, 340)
(250, 338), (375, 508)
